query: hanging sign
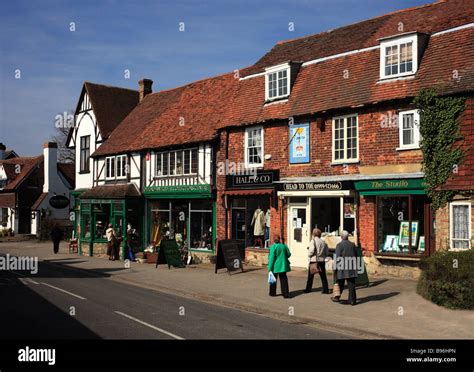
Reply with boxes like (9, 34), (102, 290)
(289, 123), (310, 164)
(49, 195), (70, 209)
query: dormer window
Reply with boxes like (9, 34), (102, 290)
(380, 34), (419, 79)
(265, 63), (290, 101)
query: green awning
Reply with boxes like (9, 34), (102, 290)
(355, 178), (426, 196)
(143, 184), (212, 199)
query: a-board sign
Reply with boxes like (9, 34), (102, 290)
(155, 239), (184, 269)
(215, 239), (244, 275)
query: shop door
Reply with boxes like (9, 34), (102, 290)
(288, 203), (310, 268)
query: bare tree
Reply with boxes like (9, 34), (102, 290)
(51, 110), (75, 163)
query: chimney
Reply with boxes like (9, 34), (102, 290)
(138, 79), (153, 102)
(0, 143), (5, 160)
(43, 142), (58, 193)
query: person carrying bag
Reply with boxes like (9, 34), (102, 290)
(267, 235), (291, 298)
(304, 228), (329, 294)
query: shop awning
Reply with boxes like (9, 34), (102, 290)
(355, 178), (426, 196)
(224, 188), (274, 196)
(0, 193), (15, 208)
(80, 184), (141, 199)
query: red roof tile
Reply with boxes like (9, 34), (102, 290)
(0, 193), (16, 208)
(31, 193), (48, 210)
(80, 184), (141, 199)
(0, 156), (43, 191)
(57, 163), (75, 188)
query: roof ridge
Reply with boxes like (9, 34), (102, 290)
(276, 0), (442, 46)
(84, 81), (138, 93)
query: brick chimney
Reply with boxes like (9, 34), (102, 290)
(138, 79), (153, 102)
(43, 142), (58, 193)
(0, 143), (5, 160)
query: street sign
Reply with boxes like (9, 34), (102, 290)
(215, 239), (244, 275)
(49, 195), (70, 209)
(155, 239), (184, 269)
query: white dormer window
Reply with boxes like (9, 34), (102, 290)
(265, 64), (290, 101)
(380, 34), (418, 79)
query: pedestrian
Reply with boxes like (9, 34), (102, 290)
(106, 224), (117, 260)
(267, 235), (291, 299)
(304, 228), (329, 294)
(50, 224), (63, 254)
(332, 230), (358, 305)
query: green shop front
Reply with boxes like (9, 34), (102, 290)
(355, 177), (434, 258)
(77, 185), (144, 259)
(144, 184), (216, 262)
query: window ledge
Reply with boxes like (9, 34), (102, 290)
(396, 146), (421, 151)
(374, 253), (423, 261)
(264, 97), (289, 106)
(377, 74), (416, 84)
(79, 171), (90, 174)
(448, 248), (471, 252)
(331, 160), (359, 166)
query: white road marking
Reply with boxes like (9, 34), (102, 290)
(114, 311), (184, 340)
(19, 277), (39, 285)
(40, 282), (86, 300)
(7, 270), (39, 284)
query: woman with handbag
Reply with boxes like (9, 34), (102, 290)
(267, 235), (292, 298)
(304, 228), (329, 294)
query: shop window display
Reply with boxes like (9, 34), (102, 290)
(377, 195), (426, 255)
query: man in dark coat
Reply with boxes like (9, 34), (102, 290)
(333, 230), (358, 305)
(50, 224), (63, 254)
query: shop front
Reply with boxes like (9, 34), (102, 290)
(224, 170), (278, 250)
(355, 177), (433, 258)
(277, 180), (357, 268)
(78, 185), (143, 259)
(144, 184), (216, 262)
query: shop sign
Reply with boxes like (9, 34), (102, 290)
(215, 239), (244, 274)
(283, 182), (342, 191)
(156, 239), (184, 269)
(355, 178), (426, 191)
(227, 170), (278, 189)
(289, 123), (310, 164)
(49, 195), (69, 209)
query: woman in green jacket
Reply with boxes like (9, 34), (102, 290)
(268, 235), (291, 298)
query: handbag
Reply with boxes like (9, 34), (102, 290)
(309, 262), (320, 274)
(268, 271), (276, 284)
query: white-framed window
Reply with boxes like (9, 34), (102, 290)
(106, 155), (127, 179)
(265, 64), (290, 101)
(398, 109), (421, 150)
(332, 114), (358, 163)
(450, 202), (472, 249)
(245, 126), (264, 168)
(106, 157), (115, 179)
(380, 34), (418, 79)
(155, 149), (198, 177)
(116, 155), (127, 179)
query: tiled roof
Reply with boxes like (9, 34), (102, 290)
(57, 163), (75, 188)
(93, 73), (239, 156)
(31, 193), (48, 210)
(241, 0), (474, 77)
(92, 0), (474, 157)
(80, 184), (141, 199)
(0, 156), (43, 191)
(0, 193), (16, 208)
(82, 82), (139, 138)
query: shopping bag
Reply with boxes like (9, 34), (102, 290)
(309, 262), (320, 275)
(268, 271), (276, 284)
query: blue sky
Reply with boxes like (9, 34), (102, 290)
(0, 0), (430, 156)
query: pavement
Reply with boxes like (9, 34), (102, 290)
(1, 240), (473, 339)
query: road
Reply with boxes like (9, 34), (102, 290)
(0, 260), (350, 340)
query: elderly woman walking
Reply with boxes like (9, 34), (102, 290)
(333, 230), (358, 305)
(267, 235), (292, 299)
(304, 228), (329, 294)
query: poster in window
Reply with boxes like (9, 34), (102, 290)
(383, 235), (399, 252)
(289, 123), (310, 164)
(398, 221), (418, 247)
(344, 203), (355, 218)
(418, 236), (425, 252)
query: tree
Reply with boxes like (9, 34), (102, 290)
(52, 110), (75, 163)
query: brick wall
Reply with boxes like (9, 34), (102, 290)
(359, 195), (376, 254)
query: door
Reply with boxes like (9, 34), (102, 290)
(288, 202), (310, 268)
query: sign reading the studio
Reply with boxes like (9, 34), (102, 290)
(227, 170), (278, 189)
(49, 195), (69, 209)
(284, 182), (342, 191)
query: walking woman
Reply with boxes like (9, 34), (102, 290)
(106, 224), (117, 260)
(268, 235), (291, 298)
(304, 228), (329, 294)
(333, 230), (358, 305)
(50, 224), (63, 254)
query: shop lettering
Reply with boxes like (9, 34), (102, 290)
(284, 182), (342, 191)
(371, 180), (409, 189)
(234, 174), (272, 185)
